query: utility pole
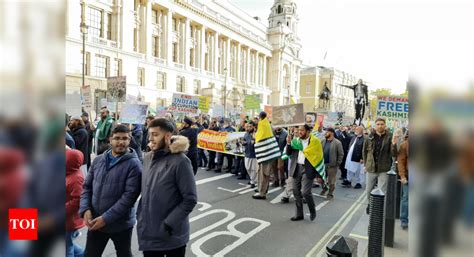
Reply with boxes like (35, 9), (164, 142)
(80, 2), (88, 90)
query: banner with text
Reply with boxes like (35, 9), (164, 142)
(198, 129), (246, 157)
(199, 96), (210, 113)
(376, 95), (409, 121)
(244, 95), (261, 110)
(169, 93), (199, 114)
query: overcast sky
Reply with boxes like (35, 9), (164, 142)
(228, 0), (474, 94)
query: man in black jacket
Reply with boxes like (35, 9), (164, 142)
(206, 120), (220, 171)
(344, 126), (366, 189)
(82, 112), (94, 169)
(337, 126), (353, 186)
(70, 116), (89, 172)
(273, 127), (288, 187)
(179, 117), (204, 175)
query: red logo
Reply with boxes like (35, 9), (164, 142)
(8, 209), (38, 240)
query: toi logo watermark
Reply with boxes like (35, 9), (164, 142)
(8, 209), (38, 240)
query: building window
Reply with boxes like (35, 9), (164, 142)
(172, 43), (178, 63)
(133, 28), (138, 52)
(176, 76), (185, 93)
(190, 48), (195, 67)
(87, 7), (102, 38)
(138, 67), (145, 86)
(156, 72), (166, 90)
(152, 36), (160, 57)
(112, 58), (122, 76)
(277, 5), (282, 14)
(193, 79), (201, 95)
(80, 51), (91, 76)
(172, 18), (178, 32)
(94, 55), (108, 78)
(306, 84), (311, 94)
(157, 98), (166, 107)
(104, 12), (112, 40)
(250, 52), (256, 83)
(152, 9), (158, 24)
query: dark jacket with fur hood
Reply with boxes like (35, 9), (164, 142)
(137, 135), (198, 251)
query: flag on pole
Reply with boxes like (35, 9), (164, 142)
(255, 118), (281, 164)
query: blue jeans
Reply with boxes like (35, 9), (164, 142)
(400, 183), (409, 224)
(66, 230), (84, 257)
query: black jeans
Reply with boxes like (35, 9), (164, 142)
(198, 148), (208, 166)
(218, 153), (234, 172)
(84, 228), (133, 257)
(143, 245), (186, 257)
(208, 150), (217, 169)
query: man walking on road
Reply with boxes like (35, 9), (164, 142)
(137, 118), (197, 257)
(363, 118), (395, 214)
(79, 125), (142, 257)
(285, 124), (324, 221)
(179, 116), (204, 175)
(344, 126), (366, 189)
(320, 128), (344, 199)
(243, 121), (258, 188)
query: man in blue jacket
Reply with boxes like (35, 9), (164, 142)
(79, 124), (142, 257)
(137, 118), (197, 257)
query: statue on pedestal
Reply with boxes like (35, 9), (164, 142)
(338, 79), (369, 125)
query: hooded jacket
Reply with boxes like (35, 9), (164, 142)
(137, 135), (197, 251)
(72, 124), (89, 165)
(66, 149), (85, 231)
(79, 148), (142, 233)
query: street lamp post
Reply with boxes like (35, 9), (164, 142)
(223, 67), (228, 119)
(80, 2), (88, 90)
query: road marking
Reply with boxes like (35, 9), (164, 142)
(305, 192), (366, 257)
(305, 201), (329, 216)
(218, 185), (251, 193)
(349, 233), (368, 240)
(196, 173), (233, 185)
(312, 193), (328, 199)
(239, 187), (258, 194)
(270, 191), (287, 204)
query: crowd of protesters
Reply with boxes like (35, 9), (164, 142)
(63, 106), (412, 257)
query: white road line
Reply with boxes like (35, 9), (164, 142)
(305, 201), (329, 216)
(218, 185), (251, 193)
(270, 191), (287, 204)
(305, 192), (366, 257)
(195, 173), (233, 185)
(312, 193), (328, 199)
(239, 187), (257, 194)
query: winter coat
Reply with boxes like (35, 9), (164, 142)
(363, 129), (395, 173)
(321, 138), (344, 168)
(72, 125), (89, 165)
(179, 123), (204, 155)
(132, 125), (144, 151)
(137, 136), (197, 251)
(396, 140), (409, 180)
(79, 148), (142, 233)
(65, 132), (76, 149)
(66, 149), (85, 232)
(349, 135), (366, 162)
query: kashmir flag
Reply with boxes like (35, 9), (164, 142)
(255, 118), (281, 164)
(291, 134), (326, 181)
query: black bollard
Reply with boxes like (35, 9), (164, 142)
(326, 235), (358, 257)
(368, 188), (385, 257)
(384, 170), (397, 247)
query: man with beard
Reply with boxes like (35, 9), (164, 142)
(69, 116), (89, 173)
(93, 108), (114, 155)
(336, 126), (353, 186)
(80, 125), (142, 257)
(320, 128), (344, 200)
(82, 112), (94, 168)
(273, 127), (288, 187)
(243, 121), (258, 188)
(179, 117), (204, 175)
(344, 126), (366, 189)
(137, 118), (197, 257)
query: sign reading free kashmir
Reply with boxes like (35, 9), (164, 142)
(169, 93), (199, 114)
(376, 95), (409, 120)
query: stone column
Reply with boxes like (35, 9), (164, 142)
(166, 10), (173, 64)
(200, 25), (206, 71)
(145, 0), (153, 59)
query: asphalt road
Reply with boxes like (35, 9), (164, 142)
(76, 167), (369, 257)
